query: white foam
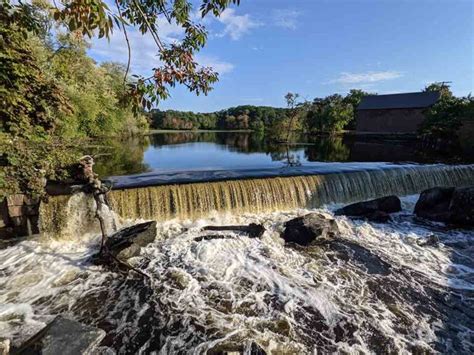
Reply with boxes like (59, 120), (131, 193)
(1, 196), (473, 353)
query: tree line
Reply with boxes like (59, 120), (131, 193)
(150, 105), (288, 131)
(151, 84), (474, 144)
(150, 89), (370, 135)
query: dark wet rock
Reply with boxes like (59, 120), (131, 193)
(365, 210), (392, 223)
(282, 213), (339, 246)
(449, 186), (474, 226)
(335, 195), (401, 222)
(16, 316), (105, 355)
(415, 186), (474, 226)
(105, 221), (157, 261)
(416, 234), (439, 247)
(414, 187), (454, 222)
(200, 223), (265, 239)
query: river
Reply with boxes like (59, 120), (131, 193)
(1, 132), (473, 354)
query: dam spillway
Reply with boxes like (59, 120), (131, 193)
(39, 163), (474, 236)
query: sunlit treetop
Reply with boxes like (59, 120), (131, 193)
(19, 0), (242, 111)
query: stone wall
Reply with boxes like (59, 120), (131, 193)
(0, 195), (40, 238)
(356, 108), (426, 133)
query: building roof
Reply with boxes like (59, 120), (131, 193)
(357, 91), (441, 110)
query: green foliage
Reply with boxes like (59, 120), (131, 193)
(0, 1), (149, 197)
(0, 134), (79, 198)
(150, 90), (372, 137)
(420, 81), (472, 138)
(423, 82), (453, 99)
(150, 106), (289, 131)
(305, 94), (354, 134)
(0, 2), (70, 137)
(48, 0), (243, 110)
(420, 95), (474, 138)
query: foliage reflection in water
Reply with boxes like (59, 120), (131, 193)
(92, 132), (473, 178)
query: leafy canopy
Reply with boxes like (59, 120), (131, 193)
(50, 0), (242, 111)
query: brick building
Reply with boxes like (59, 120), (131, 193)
(356, 91), (441, 133)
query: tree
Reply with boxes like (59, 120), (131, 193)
(305, 94), (353, 134)
(284, 93), (303, 142)
(420, 95), (473, 138)
(423, 82), (453, 99)
(47, 0), (242, 111)
(343, 89), (371, 130)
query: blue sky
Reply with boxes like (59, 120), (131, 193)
(90, 0), (473, 112)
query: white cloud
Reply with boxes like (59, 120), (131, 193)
(215, 9), (261, 40)
(272, 9), (301, 30)
(330, 71), (403, 84)
(196, 55), (234, 74)
(90, 19), (233, 76)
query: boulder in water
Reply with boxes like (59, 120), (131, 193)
(105, 221), (157, 261)
(414, 187), (454, 222)
(282, 213), (339, 246)
(335, 195), (401, 222)
(414, 186), (474, 226)
(16, 316), (105, 354)
(449, 187), (474, 226)
(416, 234), (440, 247)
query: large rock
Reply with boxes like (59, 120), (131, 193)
(105, 221), (157, 260)
(335, 195), (401, 222)
(282, 213), (339, 246)
(414, 186), (474, 226)
(448, 187), (474, 226)
(414, 187), (454, 222)
(17, 316), (105, 355)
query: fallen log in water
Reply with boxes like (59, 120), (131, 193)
(195, 223), (265, 242)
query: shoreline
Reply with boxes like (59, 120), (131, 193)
(147, 129), (255, 134)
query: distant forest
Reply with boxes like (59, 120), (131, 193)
(150, 85), (473, 140)
(150, 106), (288, 131)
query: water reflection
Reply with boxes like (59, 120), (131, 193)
(92, 132), (472, 177)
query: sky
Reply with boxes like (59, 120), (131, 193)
(89, 0), (474, 112)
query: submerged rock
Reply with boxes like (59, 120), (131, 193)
(16, 316), (105, 354)
(335, 195), (401, 222)
(282, 213), (339, 246)
(327, 240), (392, 275)
(105, 221), (157, 261)
(415, 186), (474, 226)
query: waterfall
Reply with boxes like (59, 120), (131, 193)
(39, 164), (474, 237)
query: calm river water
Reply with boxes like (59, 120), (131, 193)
(92, 131), (472, 178)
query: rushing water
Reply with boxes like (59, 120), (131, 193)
(40, 164), (474, 237)
(1, 196), (473, 353)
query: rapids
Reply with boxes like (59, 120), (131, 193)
(1, 196), (473, 354)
